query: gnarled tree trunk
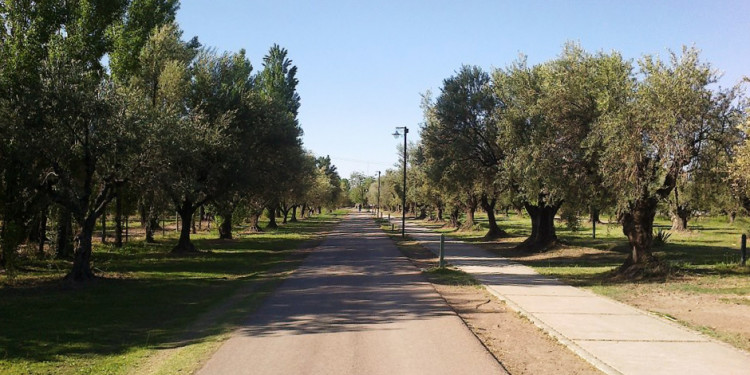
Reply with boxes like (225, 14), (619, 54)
(172, 200), (198, 253)
(436, 205), (444, 222)
(247, 210), (263, 233)
(462, 196), (478, 230)
(145, 213), (158, 243)
(518, 201), (560, 251)
(218, 207), (233, 240)
(670, 205), (690, 231)
(481, 194), (507, 239)
(449, 207), (461, 228)
(67, 217), (96, 281)
(620, 197), (659, 267)
(589, 208), (603, 224)
(290, 205), (298, 222)
(266, 205), (278, 229)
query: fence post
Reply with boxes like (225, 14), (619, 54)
(439, 234), (445, 268)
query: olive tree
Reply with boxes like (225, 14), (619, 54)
(595, 47), (741, 272)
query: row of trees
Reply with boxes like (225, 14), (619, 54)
(368, 44), (747, 273)
(0, 0), (342, 281)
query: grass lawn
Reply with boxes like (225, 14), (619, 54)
(395, 210), (750, 351)
(0, 210), (344, 374)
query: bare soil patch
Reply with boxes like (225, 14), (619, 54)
(607, 279), (750, 352)
(434, 284), (601, 375)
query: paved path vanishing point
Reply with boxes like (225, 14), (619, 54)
(395, 218), (750, 375)
(198, 213), (507, 375)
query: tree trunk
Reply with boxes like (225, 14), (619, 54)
(198, 205), (205, 230)
(139, 203), (147, 226)
(37, 209), (48, 258)
(290, 205), (298, 222)
(462, 205), (476, 230)
(66, 218), (96, 281)
(115, 192), (123, 248)
(56, 208), (74, 259)
(620, 197), (658, 268)
(589, 208), (603, 224)
(518, 202), (560, 251)
(729, 211), (737, 224)
(436, 205), (444, 222)
(449, 207), (461, 228)
(266, 205), (278, 229)
(416, 206), (427, 220)
(248, 212), (263, 232)
(670, 205), (690, 231)
(218, 207), (233, 240)
(191, 212), (197, 234)
(172, 201), (198, 253)
(28, 209), (43, 244)
(145, 213), (158, 243)
(300, 203), (307, 219)
(481, 194), (507, 239)
(100, 213), (107, 243)
(281, 206), (290, 224)
(317, 206), (322, 214)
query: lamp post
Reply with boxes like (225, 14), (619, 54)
(392, 126), (408, 237)
(377, 170), (381, 218)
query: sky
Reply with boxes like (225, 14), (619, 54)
(176, 0), (750, 180)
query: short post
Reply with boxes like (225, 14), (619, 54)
(742, 234), (747, 266)
(592, 220), (596, 239)
(439, 234), (446, 268)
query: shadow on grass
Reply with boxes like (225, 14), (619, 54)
(0, 215), (339, 369)
(0, 252), (289, 364)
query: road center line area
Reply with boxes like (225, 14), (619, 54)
(197, 213), (506, 375)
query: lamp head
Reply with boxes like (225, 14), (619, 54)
(392, 130), (401, 138)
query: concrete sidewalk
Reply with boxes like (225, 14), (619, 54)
(394, 219), (750, 375)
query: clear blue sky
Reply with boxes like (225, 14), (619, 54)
(177, 0), (750, 180)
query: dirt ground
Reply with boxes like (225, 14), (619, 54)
(395, 239), (601, 375)
(433, 284), (601, 375)
(607, 279), (750, 352)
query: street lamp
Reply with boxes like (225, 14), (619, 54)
(393, 126), (408, 237)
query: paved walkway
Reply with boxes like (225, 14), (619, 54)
(396, 218), (750, 375)
(198, 213), (506, 375)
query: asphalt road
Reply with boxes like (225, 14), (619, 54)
(197, 212), (506, 375)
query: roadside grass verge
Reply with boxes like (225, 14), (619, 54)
(0, 211), (343, 374)
(421, 266), (480, 286)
